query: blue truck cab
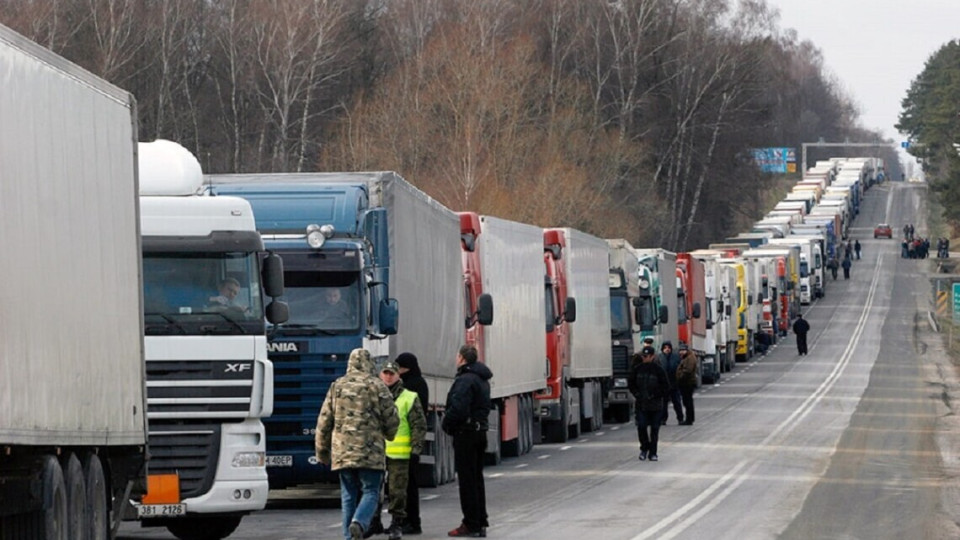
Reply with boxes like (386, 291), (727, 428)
(208, 174), (398, 489)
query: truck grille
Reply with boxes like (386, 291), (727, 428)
(267, 352), (347, 450)
(146, 360), (255, 417)
(147, 423), (221, 499)
(612, 345), (630, 374)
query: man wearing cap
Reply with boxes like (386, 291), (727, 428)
(395, 353), (428, 534)
(374, 360), (427, 540)
(627, 345), (669, 461)
(316, 348), (399, 540)
(675, 342), (698, 425)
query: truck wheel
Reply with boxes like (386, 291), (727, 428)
(40, 454), (67, 540)
(62, 454), (85, 540)
(82, 454), (108, 540)
(167, 516), (242, 540)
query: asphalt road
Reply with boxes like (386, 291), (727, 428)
(119, 181), (960, 540)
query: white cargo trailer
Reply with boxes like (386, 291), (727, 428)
(0, 23), (146, 539)
(554, 228), (613, 434)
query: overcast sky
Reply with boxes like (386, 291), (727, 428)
(764, 0), (959, 157)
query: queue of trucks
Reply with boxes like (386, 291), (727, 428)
(1, 21), (886, 540)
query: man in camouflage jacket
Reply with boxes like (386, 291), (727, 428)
(316, 348), (400, 540)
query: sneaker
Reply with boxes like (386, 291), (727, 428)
(402, 523), (422, 535)
(638, 450), (647, 461)
(349, 521), (365, 540)
(448, 523), (485, 537)
(649, 454), (659, 462)
(386, 522), (403, 540)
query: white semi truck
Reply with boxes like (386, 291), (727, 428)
(0, 23), (147, 539)
(136, 141), (288, 539)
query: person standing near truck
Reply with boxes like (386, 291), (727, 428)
(396, 352), (429, 535)
(675, 342), (698, 425)
(657, 341), (683, 425)
(316, 348), (400, 540)
(442, 345), (492, 538)
(377, 360), (426, 540)
(628, 345), (669, 462)
(792, 313), (810, 356)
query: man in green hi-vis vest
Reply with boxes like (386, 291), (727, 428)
(374, 360), (427, 540)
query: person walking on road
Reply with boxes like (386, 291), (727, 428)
(657, 341), (683, 425)
(628, 345), (670, 462)
(841, 257), (851, 279)
(315, 348), (400, 540)
(792, 313), (810, 356)
(396, 353), (428, 535)
(675, 342), (698, 425)
(854, 239), (862, 260)
(442, 345), (492, 538)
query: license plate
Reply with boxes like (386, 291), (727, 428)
(137, 503), (185, 518)
(266, 455), (293, 467)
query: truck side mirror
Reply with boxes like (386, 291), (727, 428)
(706, 319), (714, 329)
(262, 253), (284, 297)
(632, 297), (641, 307)
(692, 302), (701, 319)
(757, 293), (764, 304)
(563, 297), (577, 323)
(379, 298), (399, 335)
(266, 300), (289, 324)
(658, 305), (668, 324)
(477, 293), (494, 326)
(725, 305), (732, 317)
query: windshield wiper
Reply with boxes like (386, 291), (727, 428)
(204, 311), (248, 334)
(275, 323), (339, 336)
(145, 313), (188, 335)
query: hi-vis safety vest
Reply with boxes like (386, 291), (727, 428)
(385, 389), (418, 459)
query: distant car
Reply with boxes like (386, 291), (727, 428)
(874, 224), (893, 239)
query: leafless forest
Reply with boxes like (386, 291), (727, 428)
(1, 0), (901, 249)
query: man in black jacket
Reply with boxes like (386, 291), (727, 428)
(792, 313), (811, 356)
(628, 346), (669, 462)
(396, 352), (428, 535)
(442, 345), (492, 538)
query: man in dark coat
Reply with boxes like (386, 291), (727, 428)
(657, 341), (683, 425)
(627, 345), (669, 462)
(792, 313), (811, 356)
(841, 257), (852, 279)
(442, 345), (492, 538)
(396, 352), (428, 535)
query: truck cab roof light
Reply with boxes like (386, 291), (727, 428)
(305, 224), (335, 249)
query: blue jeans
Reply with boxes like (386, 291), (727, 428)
(339, 468), (384, 539)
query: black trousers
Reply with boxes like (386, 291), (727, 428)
(453, 430), (488, 531)
(796, 333), (808, 355)
(405, 454), (420, 527)
(679, 384), (695, 424)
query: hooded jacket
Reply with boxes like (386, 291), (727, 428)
(441, 361), (493, 435)
(397, 352), (429, 417)
(657, 341), (681, 388)
(315, 348), (400, 471)
(628, 356), (669, 412)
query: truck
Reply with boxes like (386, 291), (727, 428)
(208, 173), (465, 488)
(676, 255), (709, 382)
(0, 23), (146, 540)
(137, 140), (288, 539)
(688, 251), (737, 376)
(459, 213), (545, 462)
(767, 237), (824, 302)
(540, 229), (612, 441)
(635, 249), (679, 349)
(604, 240), (643, 423)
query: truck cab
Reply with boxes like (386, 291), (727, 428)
(137, 141), (287, 539)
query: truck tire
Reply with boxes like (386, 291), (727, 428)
(62, 454), (85, 540)
(82, 454), (108, 540)
(166, 516), (242, 540)
(522, 394), (534, 454)
(40, 454), (67, 540)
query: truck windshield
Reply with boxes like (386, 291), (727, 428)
(609, 296), (631, 334)
(799, 261), (809, 278)
(279, 271), (361, 332)
(143, 252), (264, 335)
(636, 295), (656, 330)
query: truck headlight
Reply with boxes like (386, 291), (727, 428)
(614, 377), (628, 388)
(306, 224), (334, 249)
(232, 452), (266, 468)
